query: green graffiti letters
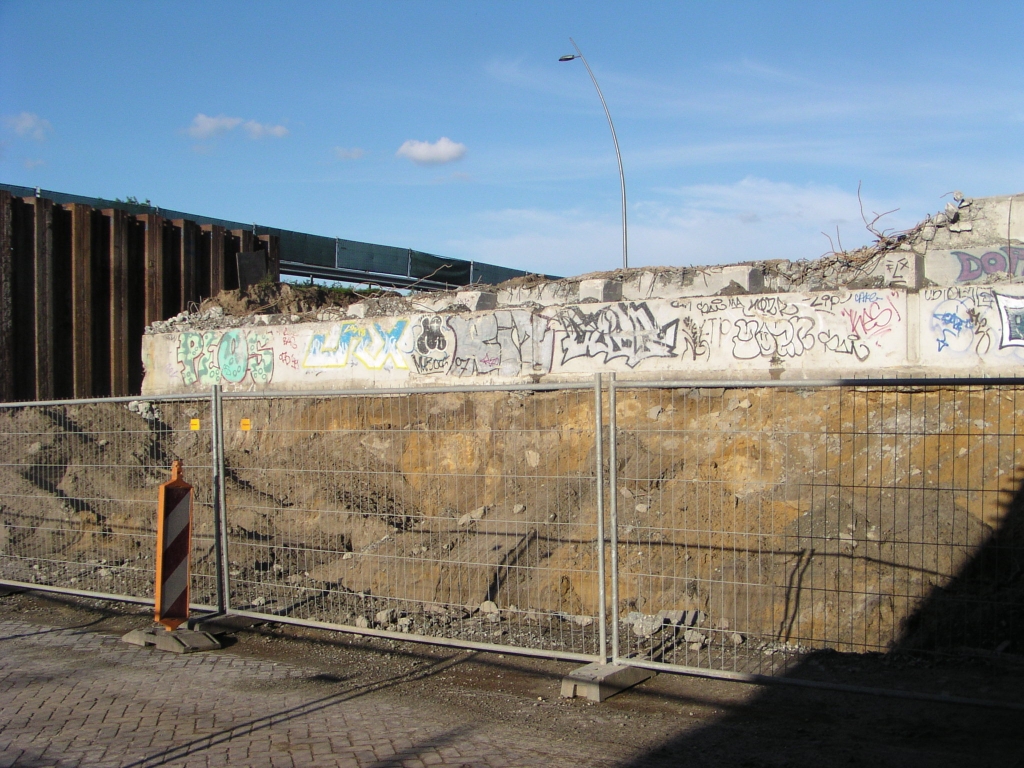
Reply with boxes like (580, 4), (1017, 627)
(218, 330), (248, 382)
(176, 330), (276, 386)
(247, 332), (275, 383)
(177, 333), (205, 385)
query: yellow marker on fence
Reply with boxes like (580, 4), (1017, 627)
(189, 418), (200, 431)
(240, 418), (251, 431)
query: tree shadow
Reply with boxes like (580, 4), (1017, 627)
(614, 472), (1024, 767)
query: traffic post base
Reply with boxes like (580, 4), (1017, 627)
(121, 626), (221, 654)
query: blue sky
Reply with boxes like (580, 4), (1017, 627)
(2, 1), (1024, 278)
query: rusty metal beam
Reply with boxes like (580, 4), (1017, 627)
(65, 203), (94, 397)
(0, 191), (12, 401)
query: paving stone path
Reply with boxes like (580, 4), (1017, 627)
(0, 620), (616, 768)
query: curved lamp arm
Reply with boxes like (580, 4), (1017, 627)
(560, 38), (628, 270)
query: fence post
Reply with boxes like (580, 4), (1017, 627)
(608, 373), (620, 662)
(593, 373), (608, 663)
(210, 385), (231, 613)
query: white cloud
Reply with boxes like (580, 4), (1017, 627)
(396, 137), (466, 165)
(187, 114), (243, 139)
(186, 114), (287, 140)
(445, 178), (926, 278)
(22, 158), (45, 169)
(4, 112), (51, 141)
(242, 120), (288, 139)
(333, 146), (365, 160)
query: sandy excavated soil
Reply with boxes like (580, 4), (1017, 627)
(1, 385), (1022, 669)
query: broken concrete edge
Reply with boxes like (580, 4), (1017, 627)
(121, 626), (223, 654)
(560, 661), (656, 703)
(144, 191), (1024, 334)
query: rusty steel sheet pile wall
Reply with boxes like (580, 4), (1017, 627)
(217, 386), (604, 658)
(0, 189), (280, 400)
(0, 398), (219, 607)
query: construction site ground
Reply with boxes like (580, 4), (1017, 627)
(1, 589), (1022, 768)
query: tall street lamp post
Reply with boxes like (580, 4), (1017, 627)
(560, 38), (628, 270)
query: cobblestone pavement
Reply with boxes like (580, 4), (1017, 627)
(0, 619), (616, 768)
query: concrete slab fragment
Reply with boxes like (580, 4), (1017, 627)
(560, 662), (654, 702)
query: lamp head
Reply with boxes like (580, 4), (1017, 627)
(558, 54), (577, 62)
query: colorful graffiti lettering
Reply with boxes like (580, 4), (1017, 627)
(841, 296), (901, 340)
(280, 330), (298, 349)
(558, 303), (678, 368)
(930, 298), (991, 354)
(853, 291), (880, 304)
(303, 321), (409, 371)
(955, 247), (1024, 283)
(177, 330), (275, 386)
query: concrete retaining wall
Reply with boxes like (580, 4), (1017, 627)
(141, 191), (1024, 394)
(141, 283), (1024, 393)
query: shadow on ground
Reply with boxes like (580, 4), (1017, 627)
(617, 471), (1024, 768)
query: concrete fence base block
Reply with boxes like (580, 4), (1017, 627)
(560, 662), (654, 702)
(121, 626), (222, 654)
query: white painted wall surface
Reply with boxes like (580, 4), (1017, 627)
(142, 287), (957, 393)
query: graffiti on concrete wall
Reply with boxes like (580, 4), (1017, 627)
(680, 290), (905, 365)
(924, 286), (996, 355)
(995, 293), (1024, 348)
(558, 302), (679, 368)
(920, 286), (1024, 364)
(948, 247), (1024, 283)
(177, 330), (275, 386)
(447, 310), (553, 377)
(731, 296), (817, 361)
(303, 320), (410, 371)
(676, 316), (711, 361)
(156, 289), (926, 394)
(410, 316), (453, 374)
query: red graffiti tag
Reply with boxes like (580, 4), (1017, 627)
(841, 298), (901, 339)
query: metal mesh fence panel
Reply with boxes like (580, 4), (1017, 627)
(220, 385), (603, 659)
(0, 397), (217, 606)
(610, 381), (1024, 677)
